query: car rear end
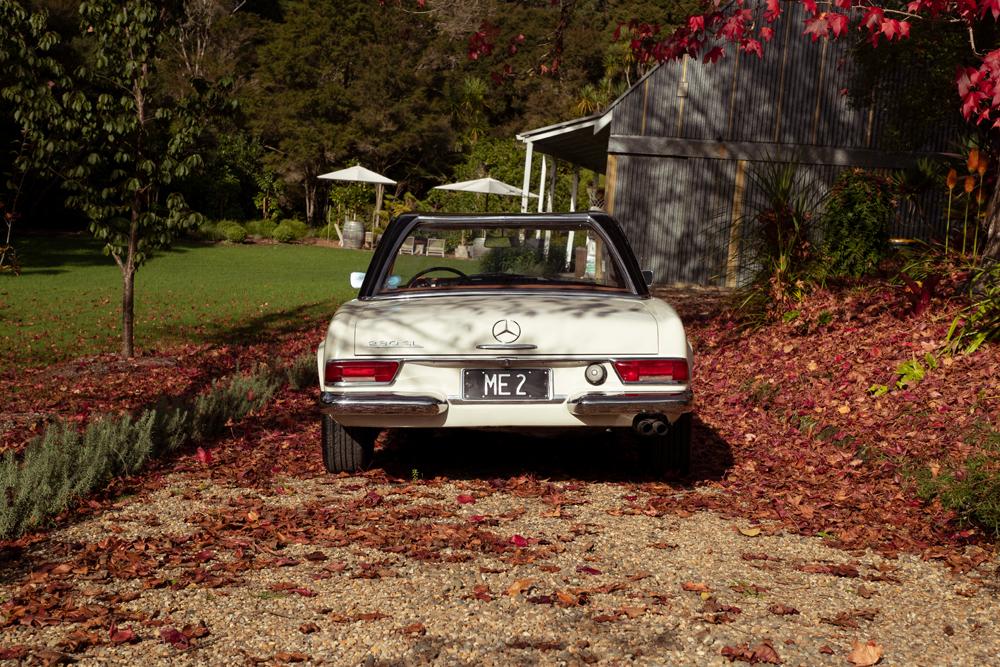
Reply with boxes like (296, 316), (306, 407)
(316, 213), (694, 474)
(317, 294), (693, 430)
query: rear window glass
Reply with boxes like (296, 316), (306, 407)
(376, 221), (630, 295)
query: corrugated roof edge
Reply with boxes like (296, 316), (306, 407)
(516, 62), (665, 140)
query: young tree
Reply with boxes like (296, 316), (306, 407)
(1, 0), (206, 358)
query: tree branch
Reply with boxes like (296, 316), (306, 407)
(968, 25), (982, 56)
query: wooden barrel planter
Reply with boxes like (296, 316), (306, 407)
(342, 220), (365, 249)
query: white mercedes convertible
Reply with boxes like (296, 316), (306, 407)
(317, 213), (694, 475)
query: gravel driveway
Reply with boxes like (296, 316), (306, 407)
(2, 426), (997, 666)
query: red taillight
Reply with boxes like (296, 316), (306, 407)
(325, 360), (399, 384)
(613, 359), (688, 383)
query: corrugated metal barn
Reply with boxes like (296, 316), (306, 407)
(517, 3), (956, 286)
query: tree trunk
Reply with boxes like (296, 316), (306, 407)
(121, 264), (135, 358)
(304, 178), (316, 226)
(120, 205), (140, 359)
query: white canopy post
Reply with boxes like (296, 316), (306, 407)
(521, 142), (534, 213)
(565, 167), (580, 269)
(543, 158), (557, 258)
(536, 155), (547, 214)
(373, 183), (385, 231)
(547, 158), (556, 213)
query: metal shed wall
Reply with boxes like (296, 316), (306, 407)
(605, 2), (954, 286)
(610, 3), (953, 152)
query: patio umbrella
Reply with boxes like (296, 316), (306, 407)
(318, 165), (397, 231)
(433, 177), (537, 211)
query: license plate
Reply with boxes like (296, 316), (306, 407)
(462, 369), (550, 400)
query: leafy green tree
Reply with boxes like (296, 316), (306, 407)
(1, 0), (209, 357)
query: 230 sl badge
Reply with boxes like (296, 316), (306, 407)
(367, 340), (423, 348)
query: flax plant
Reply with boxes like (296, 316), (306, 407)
(974, 157), (989, 260)
(946, 168), (958, 254)
(963, 174), (975, 256)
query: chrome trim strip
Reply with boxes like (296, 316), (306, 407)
(318, 392), (447, 416)
(566, 389), (694, 416)
(367, 290), (644, 302)
(342, 356), (625, 364)
(475, 344), (538, 350)
(448, 396), (567, 405)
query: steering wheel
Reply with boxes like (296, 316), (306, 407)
(406, 266), (469, 287)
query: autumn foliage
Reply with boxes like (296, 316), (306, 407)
(626, 0), (1000, 128)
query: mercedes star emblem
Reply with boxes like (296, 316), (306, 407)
(491, 319), (521, 343)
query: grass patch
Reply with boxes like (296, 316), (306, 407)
(0, 365), (280, 538)
(0, 235), (475, 369)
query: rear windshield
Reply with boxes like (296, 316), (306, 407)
(375, 221), (631, 295)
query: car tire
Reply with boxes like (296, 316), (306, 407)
(647, 413), (692, 476)
(321, 414), (376, 473)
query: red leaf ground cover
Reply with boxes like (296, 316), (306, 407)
(661, 283), (999, 555)
(0, 280), (996, 562)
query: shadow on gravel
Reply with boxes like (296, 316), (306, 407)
(376, 414), (732, 485)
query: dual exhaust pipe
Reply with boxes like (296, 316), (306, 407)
(634, 415), (669, 436)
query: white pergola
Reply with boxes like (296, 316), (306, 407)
(514, 111), (612, 214)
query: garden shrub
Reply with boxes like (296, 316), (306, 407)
(245, 219), (277, 238)
(738, 160), (826, 314)
(273, 218), (309, 243)
(0, 413), (156, 538)
(480, 243), (563, 276)
(196, 220), (228, 242)
(821, 169), (894, 278)
(915, 422), (1000, 535)
(946, 259), (1000, 353)
(316, 222), (340, 241)
(286, 353), (318, 390)
(0, 366), (281, 538)
(219, 221), (248, 243)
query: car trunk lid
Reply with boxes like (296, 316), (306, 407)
(353, 294), (659, 356)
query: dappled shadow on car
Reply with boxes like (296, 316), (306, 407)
(375, 414), (732, 485)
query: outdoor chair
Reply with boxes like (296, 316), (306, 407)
(399, 236), (416, 255)
(425, 238), (446, 257)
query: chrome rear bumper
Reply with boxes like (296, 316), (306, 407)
(319, 389), (692, 420)
(566, 389), (693, 416)
(319, 392), (447, 416)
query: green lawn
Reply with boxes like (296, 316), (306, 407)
(0, 236), (475, 370)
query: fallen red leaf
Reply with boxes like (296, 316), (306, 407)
(767, 604), (799, 616)
(109, 624), (138, 644)
(456, 494), (476, 504)
(195, 446), (213, 465)
(682, 581), (711, 592)
(847, 640), (884, 666)
(721, 640), (782, 664)
(160, 627), (190, 649)
(401, 622), (426, 635)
